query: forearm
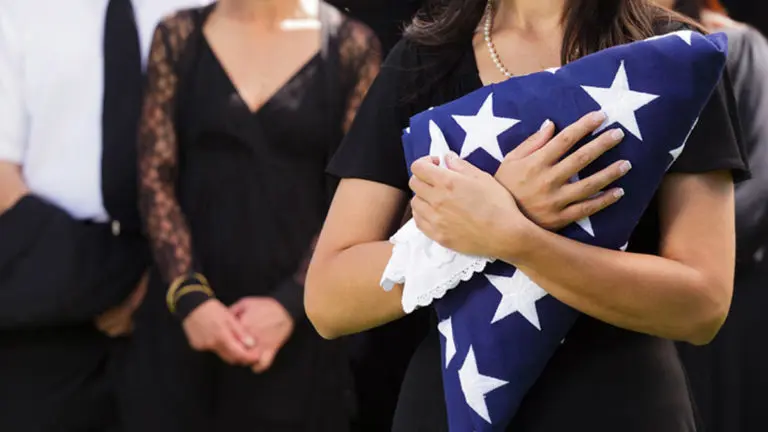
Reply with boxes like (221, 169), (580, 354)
(306, 240), (405, 339)
(0, 162), (29, 212)
(501, 222), (728, 345)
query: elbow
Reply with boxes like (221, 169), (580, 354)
(681, 279), (732, 346)
(304, 264), (344, 341)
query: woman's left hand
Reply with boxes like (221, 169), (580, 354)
(409, 152), (530, 258)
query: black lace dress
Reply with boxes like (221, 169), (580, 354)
(121, 4), (380, 432)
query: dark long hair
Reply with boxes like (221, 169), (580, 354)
(405, 0), (694, 65)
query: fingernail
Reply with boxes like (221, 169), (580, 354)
(446, 152), (458, 162)
(592, 111), (607, 124)
(611, 129), (625, 140)
(620, 160), (632, 174)
(539, 119), (552, 132)
(243, 336), (255, 347)
(614, 188), (625, 199)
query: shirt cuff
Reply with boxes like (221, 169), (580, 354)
(174, 290), (212, 321)
(0, 139), (24, 164)
(271, 278), (305, 322)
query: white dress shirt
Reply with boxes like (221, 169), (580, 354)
(0, 0), (210, 221)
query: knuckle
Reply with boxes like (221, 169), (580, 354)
(433, 196), (445, 210)
(541, 214), (561, 230)
(559, 130), (578, 145)
(581, 201), (599, 217)
(579, 177), (598, 195)
(540, 174), (556, 191)
(575, 150), (592, 167)
(441, 177), (455, 191)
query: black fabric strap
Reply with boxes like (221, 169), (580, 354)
(102, 0), (143, 233)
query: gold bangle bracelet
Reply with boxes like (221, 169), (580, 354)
(166, 275), (188, 312)
(166, 273), (211, 313)
(169, 284), (215, 314)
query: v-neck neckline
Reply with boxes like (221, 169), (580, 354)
(202, 35), (321, 116)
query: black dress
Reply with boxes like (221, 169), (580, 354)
(677, 25), (768, 432)
(327, 32), (747, 432)
(122, 4), (380, 432)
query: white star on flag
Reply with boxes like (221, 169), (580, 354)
(486, 271), (548, 329)
(669, 117), (699, 164)
(428, 120), (451, 167)
(581, 61), (660, 141)
(438, 317), (457, 368)
(646, 30), (694, 46)
(458, 346), (508, 424)
(453, 93), (520, 161)
(546, 67), (560, 74)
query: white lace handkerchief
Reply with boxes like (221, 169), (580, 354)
(381, 218), (495, 313)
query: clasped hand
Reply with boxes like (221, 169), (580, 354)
(409, 111), (631, 258)
(182, 296), (293, 373)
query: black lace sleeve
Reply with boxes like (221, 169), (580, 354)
(338, 17), (382, 134)
(138, 14), (196, 286)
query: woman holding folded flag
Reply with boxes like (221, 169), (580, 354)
(306, 0), (747, 431)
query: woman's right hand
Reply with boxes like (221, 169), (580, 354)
(494, 111), (632, 231)
(182, 299), (261, 366)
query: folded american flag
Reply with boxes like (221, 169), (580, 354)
(386, 30), (728, 431)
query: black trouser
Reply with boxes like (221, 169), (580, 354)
(0, 196), (149, 431)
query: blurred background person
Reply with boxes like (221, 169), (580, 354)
(0, 0), (207, 430)
(122, 1), (380, 431)
(720, 0), (767, 37)
(657, 1), (768, 431)
(327, 0), (421, 53)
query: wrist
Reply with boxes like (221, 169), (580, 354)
(167, 273), (215, 320)
(0, 187), (28, 213)
(492, 212), (542, 265)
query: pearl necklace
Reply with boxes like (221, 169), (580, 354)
(483, 0), (513, 78)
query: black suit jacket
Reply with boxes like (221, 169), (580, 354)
(0, 195), (148, 329)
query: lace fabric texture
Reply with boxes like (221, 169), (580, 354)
(381, 219), (495, 314)
(138, 8), (381, 285)
(138, 12), (195, 284)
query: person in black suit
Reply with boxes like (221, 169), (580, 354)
(0, 1), (206, 430)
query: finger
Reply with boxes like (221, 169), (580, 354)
(218, 329), (260, 365)
(538, 111), (607, 164)
(408, 175), (436, 204)
(443, 152), (485, 178)
(411, 157), (455, 188)
(552, 128), (625, 184)
(226, 317), (256, 349)
(229, 299), (247, 317)
(559, 159), (632, 204)
(559, 187), (625, 225)
(411, 197), (439, 240)
(410, 196), (435, 227)
(507, 119), (556, 160)
(251, 350), (277, 374)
